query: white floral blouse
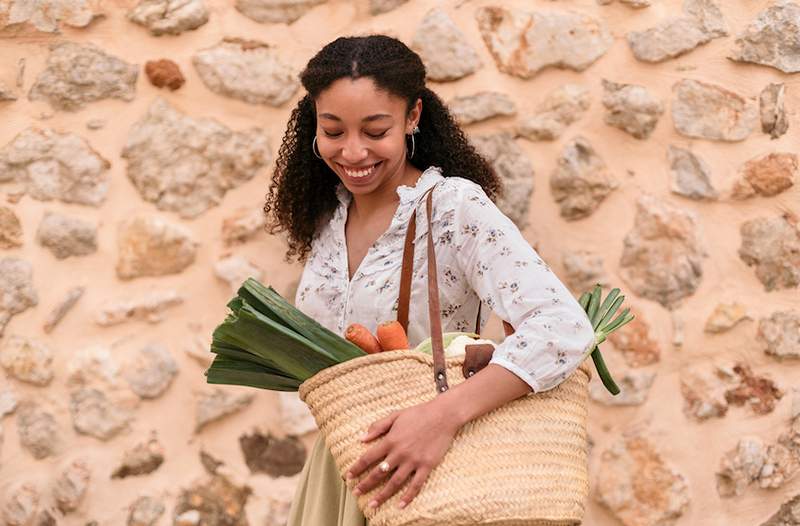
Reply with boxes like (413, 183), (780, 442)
(294, 166), (596, 392)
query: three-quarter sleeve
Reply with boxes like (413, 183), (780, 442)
(449, 181), (596, 393)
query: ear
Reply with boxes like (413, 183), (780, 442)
(406, 98), (422, 134)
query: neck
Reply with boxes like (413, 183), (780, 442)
(349, 161), (422, 220)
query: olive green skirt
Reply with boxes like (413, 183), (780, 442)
(287, 432), (369, 526)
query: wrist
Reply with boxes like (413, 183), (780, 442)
(431, 383), (472, 431)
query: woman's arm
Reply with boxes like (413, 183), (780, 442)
(442, 180), (596, 399)
(433, 363), (533, 429)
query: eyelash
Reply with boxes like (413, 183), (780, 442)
(323, 130), (387, 139)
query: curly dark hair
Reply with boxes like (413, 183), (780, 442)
(263, 34), (500, 263)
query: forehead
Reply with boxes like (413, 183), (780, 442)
(315, 77), (406, 121)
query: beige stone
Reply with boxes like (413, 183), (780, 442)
(607, 308), (661, 367)
(595, 434), (691, 525)
(0, 266), (34, 330)
(671, 79), (758, 141)
(0, 206), (22, 248)
(667, 145), (718, 201)
(517, 84), (590, 141)
(192, 38), (299, 106)
(29, 42), (138, 111)
(412, 8), (481, 82)
(619, 194), (706, 308)
(116, 215), (197, 280)
(705, 302), (750, 333)
(0, 0), (104, 34)
(53, 459), (91, 513)
(550, 136), (617, 220)
(127, 0), (208, 36)
(221, 207), (266, 246)
(0, 128), (110, 206)
(760, 83), (789, 139)
(739, 215), (800, 291)
(234, 0), (326, 24)
(626, 0), (727, 62)
(729, 1), (800, 73)
(469, 133), (534, 229)
(447, 91), (516, 125)
(476, 6), (611, 78)
(602, 79), (664, 139)
(0, 335), (54, 386)
(122, 98), (271, 218)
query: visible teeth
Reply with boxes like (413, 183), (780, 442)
(343, 162), (378, 178)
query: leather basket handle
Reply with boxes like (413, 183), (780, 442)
(396, 185), (516, 393)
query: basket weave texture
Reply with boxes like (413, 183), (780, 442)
(298, 350), (592, 526)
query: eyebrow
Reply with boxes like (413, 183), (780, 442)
(319, 113), (392, 122)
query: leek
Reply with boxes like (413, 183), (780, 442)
(205, 278), (367, 391)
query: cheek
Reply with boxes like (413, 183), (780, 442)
(374, 135), (407, 159)
(316, 136), (336, 156)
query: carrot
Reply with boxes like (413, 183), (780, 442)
(345, 323), (383, 354)
(376, 320), (409, 352)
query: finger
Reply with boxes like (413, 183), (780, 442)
(397, 467), (430, 509)
(369, 463), (414, 509)
(347, 442), (391, 480)
(354, 454), (400, 496)
(362, 412), (399, 442)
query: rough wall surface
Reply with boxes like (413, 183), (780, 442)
(0, 0), (799, 524)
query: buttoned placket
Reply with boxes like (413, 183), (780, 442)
(334, 168), (444, 333)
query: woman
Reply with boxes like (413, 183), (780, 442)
(263, 35), (596, 526)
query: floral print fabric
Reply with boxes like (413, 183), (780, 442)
(295, 166), (596, 392)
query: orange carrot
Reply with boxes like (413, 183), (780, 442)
(345, 323), (383, 354)
(376, 320), (409, 352)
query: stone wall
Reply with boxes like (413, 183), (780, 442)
(1, 0), (799, 524)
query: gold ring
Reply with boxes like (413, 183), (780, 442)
(378, 461), (391, 473)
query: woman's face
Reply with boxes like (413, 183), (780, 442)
(314, 77), (421, 198)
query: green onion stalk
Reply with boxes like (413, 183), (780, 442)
(578, 284), (635, 395)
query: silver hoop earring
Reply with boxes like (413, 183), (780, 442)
(407, 126), (419, 159)
(312, 136), (323, 160)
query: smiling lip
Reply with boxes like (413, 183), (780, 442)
(337, 162), (381, 170)
(338, 161), (382, 181)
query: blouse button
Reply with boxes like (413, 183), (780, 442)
(437, 372), (444, 380)
(439, 385), (447, 392)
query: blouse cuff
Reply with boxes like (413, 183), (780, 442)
(487, 354), (541, 393)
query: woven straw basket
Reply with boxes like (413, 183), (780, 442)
(298, 352), (591, 526)
(298, 184), (592, 525)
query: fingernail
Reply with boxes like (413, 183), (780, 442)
(397, 501), (407, 509)
(353, 488), (361, 496)
(346, 472), (353, 480)
(368, 500), (378, 508)
(360, 432), (369, 441)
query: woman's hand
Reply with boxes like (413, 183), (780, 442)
(345, 399), (461, 510)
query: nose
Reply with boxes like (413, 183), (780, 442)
(341, 136), (368, 164)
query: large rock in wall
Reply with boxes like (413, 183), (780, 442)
(0, 1), (798, 525)
(122, 98), (272, 219)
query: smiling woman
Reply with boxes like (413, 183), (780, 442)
(263, 34), (499, 268)
(263, 34), (597, 526)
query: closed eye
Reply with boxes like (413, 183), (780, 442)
(322, 130), (388, 139)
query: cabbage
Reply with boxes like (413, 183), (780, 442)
(413, 332), (495, 357)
